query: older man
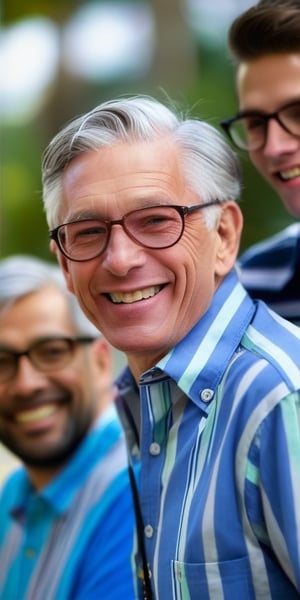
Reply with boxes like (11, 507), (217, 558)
(42, 96), (300, 598)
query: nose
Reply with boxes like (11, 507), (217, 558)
(101, 224), (146, 276)
(12, 356), (47, 394)
(263, 118), (299, 158)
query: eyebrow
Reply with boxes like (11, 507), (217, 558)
(0, 336), (73, 352)
(64, 209), (102, 223)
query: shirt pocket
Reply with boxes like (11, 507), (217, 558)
(172, 556), (252, 600)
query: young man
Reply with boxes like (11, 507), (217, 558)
(221, 0), (300, 324)
(0, 255), (135, 600)
(42, 96), (300, 598)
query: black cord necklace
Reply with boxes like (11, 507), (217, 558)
(128, 464), (153, 599)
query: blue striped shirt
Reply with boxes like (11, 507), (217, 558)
(117, 269), (300, 599)
(0, 405), (136, 600)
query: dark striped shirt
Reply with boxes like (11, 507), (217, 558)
(239, 223), (300, 325)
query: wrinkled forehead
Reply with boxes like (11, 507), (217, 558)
(61, 138), (185, 221)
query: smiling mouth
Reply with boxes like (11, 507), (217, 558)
(278, 167), (300, 181)
(15, 404), (59, 424)
(108, 285), (162, 304)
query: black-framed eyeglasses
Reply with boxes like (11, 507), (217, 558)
(0, 337), (95, 383)
(220, 100), (300, 151)
(50, 200), (221, 262)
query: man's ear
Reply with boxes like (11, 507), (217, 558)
(49, 240), (75, 294)
(215, 201), (243, 277)
(90, 338), (113, 401)
(91, 338), (113, 375)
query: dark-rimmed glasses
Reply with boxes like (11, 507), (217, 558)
(50, 200), (221, 262)
(220, 100), (300, 151)
(0, 337), (95, 383)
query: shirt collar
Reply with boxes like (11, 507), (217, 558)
(155, 270), (254, 412)
(117, 271), (255, 428)
(8, 406), (120, 518)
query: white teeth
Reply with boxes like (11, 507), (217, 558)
(280, 167), (300, 180)
(110, 285), (160, 304)
(15, 404), (58, 424)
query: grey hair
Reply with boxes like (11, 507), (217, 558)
(0, 255), (100, 338)
(42, 95), (242, 231)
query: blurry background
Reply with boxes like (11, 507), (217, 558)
(1, 0), (296, 262)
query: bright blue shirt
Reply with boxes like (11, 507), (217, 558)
(117, 269), (300, 599)
(0, 405), (136, 600)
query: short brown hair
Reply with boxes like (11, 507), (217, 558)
(228, 0), (300, 62)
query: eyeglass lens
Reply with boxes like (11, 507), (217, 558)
(228, 102), (300, 150)
(0, 338), (79, 383)
(57, 206), (185, 261)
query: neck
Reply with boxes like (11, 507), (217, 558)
(127, 351), (164, 383)
(26, 464), (62, 491)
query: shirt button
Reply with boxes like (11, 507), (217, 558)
(144, 524), (154, 538)
(176, 563), (183, 581)
(25, 548), (36, 559)
(200, 388), (214, 402)
(149, 442), (161, 456)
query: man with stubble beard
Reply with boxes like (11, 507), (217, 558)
(0, 255), (135, 600)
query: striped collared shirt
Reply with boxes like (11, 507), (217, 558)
(117, 269), (300, 599)
(0, 405), (135, 600)
(239, 223), (300, 325)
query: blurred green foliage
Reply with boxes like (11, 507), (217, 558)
(1, 2), (295, 261)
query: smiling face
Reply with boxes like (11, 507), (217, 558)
(55, 137), (242, 379)
(236, 52), (300, 217)
(0, 285), (110, 488)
